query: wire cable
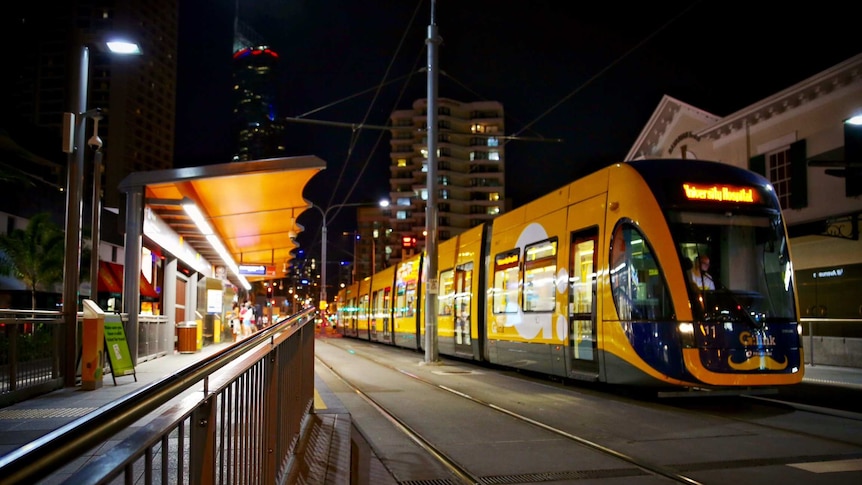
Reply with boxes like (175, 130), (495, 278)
(512, 0), (703, 139)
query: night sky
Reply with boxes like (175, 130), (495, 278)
(176, 0), (862, 256)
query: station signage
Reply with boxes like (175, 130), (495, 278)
(238, 264), (276, 276)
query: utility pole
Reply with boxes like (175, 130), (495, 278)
(424, 0), (440, 364)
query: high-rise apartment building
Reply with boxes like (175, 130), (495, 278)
(5, 1), (178, 235)
(0, 2), (177, 308)
(385, 98), (505, 265)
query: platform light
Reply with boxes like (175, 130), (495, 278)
(182, 199), (250, 290)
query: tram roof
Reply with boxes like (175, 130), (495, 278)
(119, 156), (325, 287)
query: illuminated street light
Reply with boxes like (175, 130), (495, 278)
(61, 36), (141, 386)
(309, 199), (389, 310)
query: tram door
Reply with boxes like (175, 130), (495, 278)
(569, 227), (598, 373)
(347, 297), (358, 337)
(372, 287), (391, 343)
(453, 263), (473, 352)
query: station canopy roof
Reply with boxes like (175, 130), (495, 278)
(119, 156), (325, 287)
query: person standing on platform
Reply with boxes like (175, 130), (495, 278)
(241, 301), (255, 338)
(230, 302), (241, 342)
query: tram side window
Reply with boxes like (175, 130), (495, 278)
(358, 294), (369, 321)
(347, 298), (357, 323)
(405, 281), (417, 317)
(610, 222), (673, 320)
(439, 269), (455, 316)
(493, 249), (521, 313)
(523, 238), (558, 312)
(394, 282), (405, 318)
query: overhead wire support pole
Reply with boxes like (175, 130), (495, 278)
(424, 0), (440, 364)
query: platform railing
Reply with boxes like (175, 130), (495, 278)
(0, 307), (316, 484)
(0, 309), (181, 406)
(800, 317), (862, 368)
(0, 309), (65, 407)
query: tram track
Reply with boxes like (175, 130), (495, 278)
(316, 339), (703, 484)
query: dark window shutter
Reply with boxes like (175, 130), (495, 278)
(789, 139), (808, 209)
(749, 154), (766, 176)
(845, 123), (862, 197)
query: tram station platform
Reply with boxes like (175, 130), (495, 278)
(0, 331), (860, 483)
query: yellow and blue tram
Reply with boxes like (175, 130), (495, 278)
(334, 159), (804, 389)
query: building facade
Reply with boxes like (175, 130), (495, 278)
(386, 98), (505, 265)
(354, 206), (393, 280)
(1, 1), (178, 307)
(627, 53), (862, 366)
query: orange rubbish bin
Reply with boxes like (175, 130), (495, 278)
(177, 322), (197, 353)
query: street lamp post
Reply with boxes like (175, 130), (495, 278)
(61, 38), (141, 386)
(60, 44), (89, 386)
(371, 232), (377, 276)
(309, 200), (389, 310)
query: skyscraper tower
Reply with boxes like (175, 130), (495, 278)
(231, 21), (285, 162)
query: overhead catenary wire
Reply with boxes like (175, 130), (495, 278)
(289, 0), (425, 277)
(511, 0), (703, 139)
(320, 0), (425, 214)
(289, 1), (701, 277)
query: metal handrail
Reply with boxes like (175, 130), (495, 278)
(799, 317), (862, 366)
(0, 307), (316, 484)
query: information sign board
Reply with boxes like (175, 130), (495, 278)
(104, 315), (137, 384)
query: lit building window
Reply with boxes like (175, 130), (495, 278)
(397, 158), (408, 167)
(489, 192), (500, 201)
(487, 206), (500, 215)
(489, 151), (500, 161)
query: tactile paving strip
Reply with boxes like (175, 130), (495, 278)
(0, 408), (96, 419)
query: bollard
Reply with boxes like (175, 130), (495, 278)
(81, 299), (105, 390)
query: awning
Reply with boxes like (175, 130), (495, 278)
(102, 261), (160, 299)
(97, 261), (123, 294)
(120, 156), (325, 287)
(139, 273), (159, 299)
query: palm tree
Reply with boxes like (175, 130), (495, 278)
(0, 212), (65, 309)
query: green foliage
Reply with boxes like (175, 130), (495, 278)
(0, 212), (65, 309)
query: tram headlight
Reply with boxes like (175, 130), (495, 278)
(678, 322), (696, 348)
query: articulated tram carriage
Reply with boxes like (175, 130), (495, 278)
(335, 159), (804, 390)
